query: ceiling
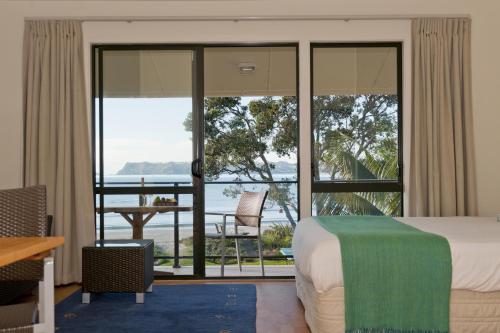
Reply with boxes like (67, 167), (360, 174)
(100, 46), (396, 98)
(313, 47), (397, 95)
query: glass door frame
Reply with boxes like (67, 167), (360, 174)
(92, 44), (206, 279)
(201, 43), (300, 279)
(92, 42), (300, 280)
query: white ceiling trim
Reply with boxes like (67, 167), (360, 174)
(24, 13), (471, 22)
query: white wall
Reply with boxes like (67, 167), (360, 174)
(0, 0), (498, 216)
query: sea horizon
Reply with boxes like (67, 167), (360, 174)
(96, 173), (299, 231)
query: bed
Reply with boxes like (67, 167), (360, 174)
(292, 217), (500, 333)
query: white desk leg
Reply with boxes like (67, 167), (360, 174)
(37, 257), (55, 333)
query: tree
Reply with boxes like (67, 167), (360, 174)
(185, 93), (400, 224)
(312, 94), (400, 216)
(185, 96), (299, 227)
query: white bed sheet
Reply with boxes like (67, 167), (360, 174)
(292, 216), (500, 293)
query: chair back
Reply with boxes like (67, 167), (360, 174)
(0, 186), (47, 297)
(0, 185), (47, 237)
(235, 191), (268, 228)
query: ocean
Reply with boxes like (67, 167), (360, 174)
(96, 174), (298, 231)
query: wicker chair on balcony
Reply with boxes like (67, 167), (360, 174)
(206, 191), (268, 277)
(0, 185), (51, 332)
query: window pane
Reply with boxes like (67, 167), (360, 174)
(312, 46), (400, 182)
(97, 193), (194, 276)
(312, 192), (401, 217)
(102, 50), (194, 186)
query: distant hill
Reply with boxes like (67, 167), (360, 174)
(116, 161), (297, 175)
(117, 162), (190, 175)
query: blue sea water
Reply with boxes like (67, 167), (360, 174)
(96, 174), (298, 231)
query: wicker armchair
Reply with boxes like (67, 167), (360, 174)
(0, 186), (50, 332)
(206, 191), (268, 277)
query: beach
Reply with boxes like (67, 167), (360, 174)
(102, 225), (199, 249)
(99, 224), (270, 255)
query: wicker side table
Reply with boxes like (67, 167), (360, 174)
(82, 239), (154, 304)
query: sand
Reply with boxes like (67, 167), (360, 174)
(100, 226), (204, 252)
(100, 224), (270, 253)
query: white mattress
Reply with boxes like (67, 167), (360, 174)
(292, 216), (500, 293)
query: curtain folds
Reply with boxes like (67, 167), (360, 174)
(23, 20), (95, 284)
(409, 18), (477, 217)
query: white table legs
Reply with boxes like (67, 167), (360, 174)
(83, 283), (153, 304)
(34, 257), (55, 333)
(136, 283), (153, 303)
(82, 292), (90, 304)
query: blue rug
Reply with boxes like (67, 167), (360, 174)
(55, 284), (256, 333)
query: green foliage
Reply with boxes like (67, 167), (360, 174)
(203, 96), (297, 178)
(261, 223), (294, 254)
(185, 93), (400, 226)
(154, 244), (170, 266)
(200, 223), (294, 265)
(313, 94), (398, 180)
(205, 238), (238, 264)
(202, 96), (299, 227)
(312, 94), (401, 216)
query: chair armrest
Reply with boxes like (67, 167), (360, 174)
(205, 212), (227, 216)
(228, 213), (264, 219)
(205, 212), (262, 218)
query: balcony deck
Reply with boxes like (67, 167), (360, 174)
(155, 264), (295, 277)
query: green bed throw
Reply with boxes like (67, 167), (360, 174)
(314, 216), (452, 333)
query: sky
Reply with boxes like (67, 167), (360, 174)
(98, 97), (296, 175)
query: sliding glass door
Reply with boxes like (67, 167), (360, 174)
(93, 44), (299, 279)
(203, 45), (298, 277)
(93, 46), (205, 277)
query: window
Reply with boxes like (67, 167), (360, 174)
(311, 43), (403, 216)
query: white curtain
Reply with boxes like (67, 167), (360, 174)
(409, 18), (478, 217)
(23, 20), (95, 284)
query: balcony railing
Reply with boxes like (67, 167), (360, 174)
(95, 179), (297, 268)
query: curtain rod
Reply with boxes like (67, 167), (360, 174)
(24, 14), (471, 23)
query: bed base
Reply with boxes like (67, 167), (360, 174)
(296, 271), (500, 333)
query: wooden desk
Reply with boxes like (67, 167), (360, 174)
(0, 237), (64, 333)
(97, 206), (192, 240)
(0, 237), (64, 267)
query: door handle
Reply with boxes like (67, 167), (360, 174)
(191, 158), (202, 178)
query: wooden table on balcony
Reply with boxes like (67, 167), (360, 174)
(96, 206), (193, 240)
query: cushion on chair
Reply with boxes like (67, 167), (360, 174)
(235, 191), (268, 227)
(0, 302), (37, 330)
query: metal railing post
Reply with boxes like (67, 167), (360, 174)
(173, 182), (181, 268)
